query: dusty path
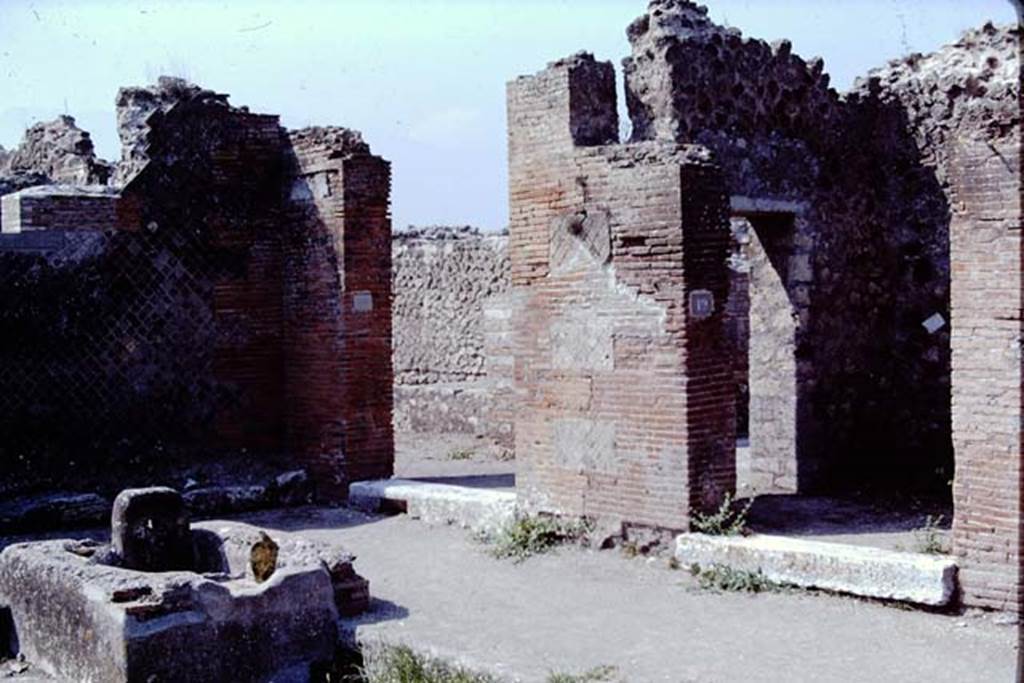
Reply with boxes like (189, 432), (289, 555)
(233, 507), (1017, 683)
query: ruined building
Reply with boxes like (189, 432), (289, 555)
(0, 0), (1020, 616)
(503, 1), (1019, 610)
(0, 78), (394, 502)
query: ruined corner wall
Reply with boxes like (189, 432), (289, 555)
(283, 127), (394, 499)
(391, 227), (512, 438)
(507, 54), (734, 528)
(620, 0), (1014, 494)
(0, 84), (395, 501)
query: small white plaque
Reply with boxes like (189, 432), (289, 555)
(922, 313), (946, 335)
(689, 289), (715, 320)
(353, 291), (373, 312)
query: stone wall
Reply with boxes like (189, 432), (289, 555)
(0, 116), (111, 186)
(391, 226), (511, 439)
(507, 53), (735, 528)
(392, 226), (509, 385)
(620, 1), (1017, 496)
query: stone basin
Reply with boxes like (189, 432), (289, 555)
(0, 488), (369, 683)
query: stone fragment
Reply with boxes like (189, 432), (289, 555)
(110, 487), (193, 571)
(250, 531), (279, 583)
(0, 492), (110, 533)
(271, 469), (313, 506)
(674, 532), (957, 606)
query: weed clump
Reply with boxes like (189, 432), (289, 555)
(547, 665), (621, 682)
(485, 515), (591, 563)
(689, 562), (777, 593)
(914, 514), (950, 555)
(358, 645), (497, 683)
(689, 492), (753, 536)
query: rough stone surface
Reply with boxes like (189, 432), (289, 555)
(1, 116), (111, 187)
(0, 519), (361, 682)
(674, 532), (957, 606)
(349, 479), (516, 536)
(392, 226), (509, 385)
(391, 227), (513, 444)
(0, 493), (110, 534)
(110, 487), (192, 572)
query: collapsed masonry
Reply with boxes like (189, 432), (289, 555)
(0, 78), (394, 502)
(507, 1), (1019, 610)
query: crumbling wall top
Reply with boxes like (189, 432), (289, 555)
(288, 125), (372, 157)
(851, 22), (1019, 145)
(113, 77), (236, 187)
(1, 115), (112, 186)
(624, 0), (839, 145)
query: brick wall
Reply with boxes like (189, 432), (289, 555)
(508, 54), (734, 529)
(948, 133), (1022, 611)
(1, 187), (119, 234)
(283, 128), (394, 500)
(0, 83), (394, 501)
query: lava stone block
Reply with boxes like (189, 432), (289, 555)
(110, 487), (193, 571)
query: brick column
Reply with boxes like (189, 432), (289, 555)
(507, 54), (734, 530)
(949, 133), (1022, 611)
(283, 131), (394, 501)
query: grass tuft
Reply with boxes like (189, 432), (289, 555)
(358, 645), (497, 683)
(690, 492), (754, 536)
(484, 515), (592, 563)
(446, 449), (475, 461)
(689, 562), (777, 593)
(546, 665), (621, 682)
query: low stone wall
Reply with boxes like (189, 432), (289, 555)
(391, 227), (512, 442)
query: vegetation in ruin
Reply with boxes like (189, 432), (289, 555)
(351, 645), (498, 683)
(689, 493), (754, 536)
(914, 514), (950, 555)
(485, 514), (592, 563)
(689, 562), (778, 593)
(546, 665), (622, 682)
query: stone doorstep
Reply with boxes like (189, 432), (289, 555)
(674, 532), (958, 606)
(348, 479), (516, 536)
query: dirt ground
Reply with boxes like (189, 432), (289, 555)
(1, 504), (1016, 682)
(239, 506), (1015, 683)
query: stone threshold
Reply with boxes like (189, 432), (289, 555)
(674, 532), (958, 606)
(348, 479), (516, 536)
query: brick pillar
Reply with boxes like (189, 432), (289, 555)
(283, 131), (394, 501)
(949, 133), (1022, 611)
(507, 54), (734, 529)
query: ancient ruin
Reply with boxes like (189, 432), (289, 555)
(0, 486), (368, 681)
(0, 78), (395, 506)
(0, 0), (1022, 679)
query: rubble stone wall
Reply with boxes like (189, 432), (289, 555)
(391, 227), (511, 439)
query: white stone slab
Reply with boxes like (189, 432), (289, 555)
(349, 479), (516, 535)
(675, 532), (957, 606)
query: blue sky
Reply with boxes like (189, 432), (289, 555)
(0, 1), (1016, 231)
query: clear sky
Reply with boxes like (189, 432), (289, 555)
(0, 1), (1016, 231)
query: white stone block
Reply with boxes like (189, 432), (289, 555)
(674, 532), (957, 606)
